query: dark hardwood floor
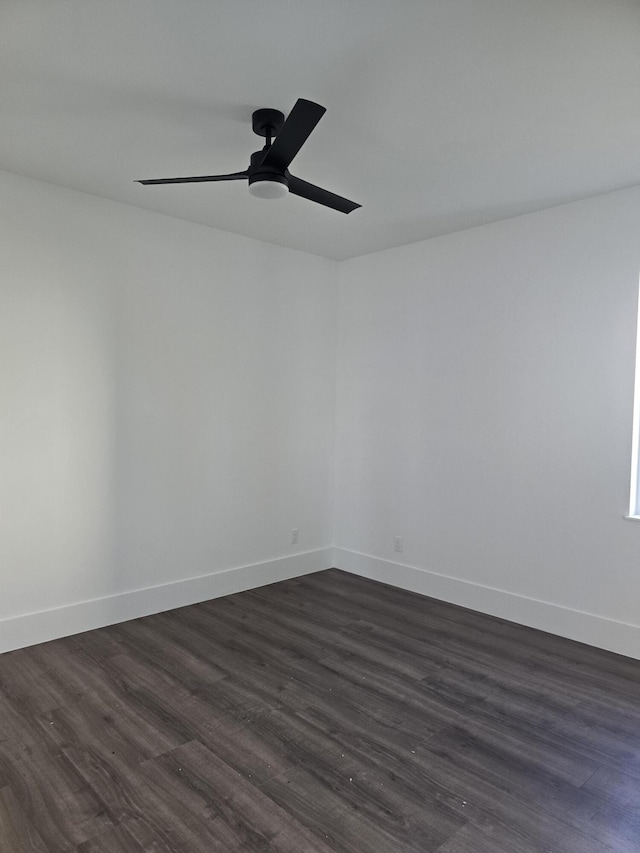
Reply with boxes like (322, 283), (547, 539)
(1, 568), (640, 852)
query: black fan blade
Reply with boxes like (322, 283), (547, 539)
(137, 171), (248, 185)
(288, 175), (361, 214)
(260, 100), (326, 171)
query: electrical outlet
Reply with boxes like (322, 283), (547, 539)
(393, 536), (403, 553)
(291, 528), (299, 545)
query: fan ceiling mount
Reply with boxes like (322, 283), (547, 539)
(137, 99), (361, 214)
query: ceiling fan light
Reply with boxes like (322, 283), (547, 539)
(248, 176), (289, 199)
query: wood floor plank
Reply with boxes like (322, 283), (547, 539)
(70, 629), (128, 662)
(37, 692), (185, 766)
(362, 738), (617, 853)
(142, 609), (314, 714)
(177, 703), (326, 786)
(109, 618), (227, 691)
(220, 589), (432, 680)
(262, 762), (464, 853)
(0, 735), (114, 849)
(0, 688), (43, 746)
(436, 704), (601, 787)
(63, 744), (230, 853)
(1, 568), (640, 852)
(315, 652), (481, 730)
(473, 676), (640, 773)
(114, 816), (193, 853)
(581, 764), (640, 806)
(0, 787), (48, 853)
(423, 725), (639, 852)
(0, 647), (69, 716)
(75, 823), (146, 852)
(435, 821), (541, 853)
(141, 740), (336, 852)
(291, 695), (612, 853)
(586, 801), (640, 853)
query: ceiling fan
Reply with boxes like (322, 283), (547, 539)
(137, 98), (361, 214)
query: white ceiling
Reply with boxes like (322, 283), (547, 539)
(1, 0), (639, 260)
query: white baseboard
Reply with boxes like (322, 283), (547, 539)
(333, 548), (640, 660)
(7, 546), (638, 661)
(0, 548), (333, 654)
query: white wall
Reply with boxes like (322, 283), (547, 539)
(0, 170), (337, 650)
(335, 186), (640, 657)
(4, 169), (640, 659)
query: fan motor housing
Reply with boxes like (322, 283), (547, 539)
(248, 149), (289, 191)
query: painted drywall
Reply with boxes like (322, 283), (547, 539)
(0, 170), (337, 647)
(4, 166), (640, 658)
(334, 186), (640, 655)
